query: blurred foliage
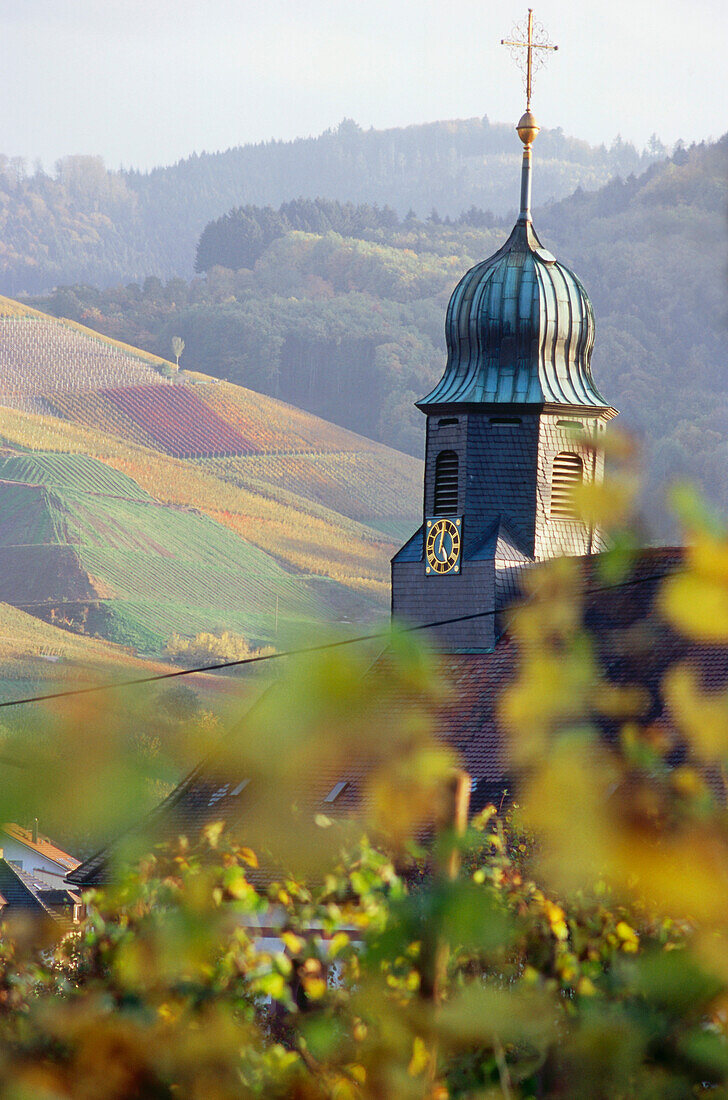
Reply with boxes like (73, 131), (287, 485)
(3, 451), (728, 1096)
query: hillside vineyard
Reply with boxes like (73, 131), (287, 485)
(0, 293), (421, 659)
(44, 386), (257, 460)
(0, 318), (164, 408)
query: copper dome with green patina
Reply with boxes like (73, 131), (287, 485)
(418, 217), (607, 409)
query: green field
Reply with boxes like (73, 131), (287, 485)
(0, 450), (152, 499)
(0, 598), (167, 704)
(0, 451), (377, 652)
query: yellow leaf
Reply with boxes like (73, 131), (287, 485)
(345, 1063), (366, 1085)
(664, 663), (728, 758)
(328, 932), (350, 958)
(203, 820), (224, 847)
(408, 1036), (430, 1077)
(689, 535), (728, 583)
(545, 902), (569, 941)
(616, 921), (639, 952)
(302, 976), (327, 1000)
(661, 572), (728, 643)
(281, 931), (304, 955)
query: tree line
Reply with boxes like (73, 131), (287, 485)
(194, 197), (500, 273)
(0, 115), (662, 294)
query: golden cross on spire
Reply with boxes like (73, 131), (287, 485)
(501, 9), (558, 111)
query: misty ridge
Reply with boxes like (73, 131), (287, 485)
(0, 115), (663, 295)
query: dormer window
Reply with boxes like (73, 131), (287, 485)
(434, 450), (459, 514)
(551, 452), (584, 519)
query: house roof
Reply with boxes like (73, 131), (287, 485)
(1, 823), (80, 873)
(70, 545), (716, 888)
(66, 756), (363, 888)
(0, 859), (57, 919)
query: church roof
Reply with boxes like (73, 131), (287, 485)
(69, 547), (722, 888)
(465, 514), (531, 562)
(418, 218), (608, 409)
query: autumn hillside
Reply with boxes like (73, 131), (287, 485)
(0, 599), (173, 706)
(0, 295), (421, 654)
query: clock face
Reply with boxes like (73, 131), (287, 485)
(425, 517), (462, 575)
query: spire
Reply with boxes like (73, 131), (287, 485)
(516, 110), (539, 223)
(501, 9), (559, 223)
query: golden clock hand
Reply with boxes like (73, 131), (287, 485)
(438, 524), (445, 557)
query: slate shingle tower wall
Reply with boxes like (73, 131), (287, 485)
(392, 114), (617, 651)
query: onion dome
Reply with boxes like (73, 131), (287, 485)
(418, 111), (608, 410)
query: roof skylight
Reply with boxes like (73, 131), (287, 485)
(324, 781), (348, 804)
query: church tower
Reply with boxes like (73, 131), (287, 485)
(392, 17), (617, 651)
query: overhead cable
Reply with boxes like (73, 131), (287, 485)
(0, 567), (680, 710)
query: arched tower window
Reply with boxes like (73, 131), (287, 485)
(434, 450), (459, 514)
(551, 452), (584, 519)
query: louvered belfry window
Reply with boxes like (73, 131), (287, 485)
(551, 452), (584, 519)
(434, 450), (459, 514)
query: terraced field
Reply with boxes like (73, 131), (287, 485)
(0, 450), (372, 651)
(0, 451), (151, 499)
(45, 385), (256, 458)
(200, 451), (420, 536)
(41, 376), (401, 463)
(105, 386), (254, 457)
(36, 378), (421, 534)
(0, 294), (174, 378)
(0, 317), (174, 414)
(196, 382), (384, 454)
(41, 390), (165, 450)
(0, 407), (402, 597)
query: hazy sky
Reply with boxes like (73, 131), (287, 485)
(2, 0), (726, 172)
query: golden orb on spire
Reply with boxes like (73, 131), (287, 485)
(516, 109), (540, 147)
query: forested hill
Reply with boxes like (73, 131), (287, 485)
(0, 117), (659, 294)
(537, 136), (728, 517)
(29, 135), (728, 536)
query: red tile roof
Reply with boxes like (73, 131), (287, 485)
(2, 824), (80, 872)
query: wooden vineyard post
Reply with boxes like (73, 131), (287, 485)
(423, 768), (471, 1098)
